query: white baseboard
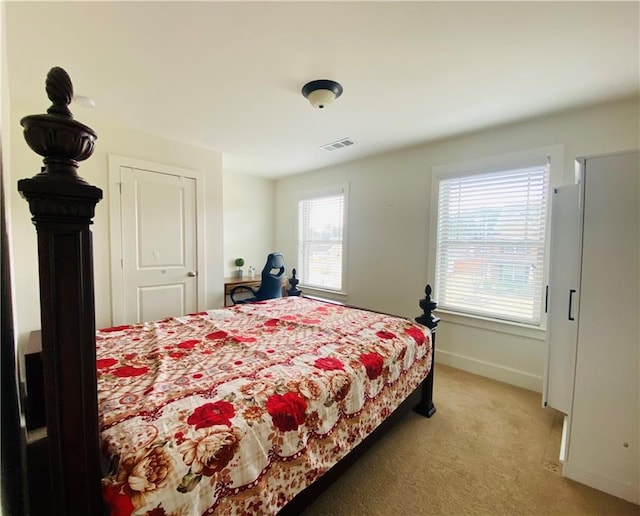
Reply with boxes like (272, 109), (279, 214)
(435, 349), (542, 393)
(562, 461), (639, 505)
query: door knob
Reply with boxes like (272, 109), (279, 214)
(187, 271), (197, 277)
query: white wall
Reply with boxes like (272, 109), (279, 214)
(275, 96), (640, 392)
(9, 98), (224, 356)
(1, 2), (14, 308)
(222, 171), (276, 278)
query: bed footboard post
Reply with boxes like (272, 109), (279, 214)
(17, 68), (103, 515)
(287, 268), (302, 296)
(414, 284), (440, 418)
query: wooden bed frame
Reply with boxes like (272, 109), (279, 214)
(18, 67), (439, 516)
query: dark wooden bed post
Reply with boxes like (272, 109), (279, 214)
(414, 284), (440, 418)
(286, 268), (302, 296)
(17, 68), (103, 515)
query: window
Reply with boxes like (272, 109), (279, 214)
(433, 150), (558, 326)
(297, 187), (346, 292)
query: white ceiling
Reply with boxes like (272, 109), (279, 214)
(6, 1), (639, 179)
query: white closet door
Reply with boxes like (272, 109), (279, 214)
(544, 184), (580, 414)
(121, 168), (198, 323)
(565, 151), (639, 503)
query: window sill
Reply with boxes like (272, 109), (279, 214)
(435, 309), (547, 341)
(300, 285), (347, 302)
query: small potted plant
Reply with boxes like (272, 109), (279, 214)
(234, 258), (245, 278)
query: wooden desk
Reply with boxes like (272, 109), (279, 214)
(224, 276), (261, 306)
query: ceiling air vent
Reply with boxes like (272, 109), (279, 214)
(320, 138), (356, 152)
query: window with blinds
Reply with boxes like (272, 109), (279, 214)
(297, 190), (345, 291)
(435, 164), (549, 325)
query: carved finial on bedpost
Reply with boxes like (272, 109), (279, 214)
(19, 66), (98, 182)
(287, 268), (302, 297)
(45, 66), (74, 119)
(416, 284), (440, 330)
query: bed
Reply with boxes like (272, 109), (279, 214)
(18, 67), (439, 515)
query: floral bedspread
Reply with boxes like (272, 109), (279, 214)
(97, 296), (432, 515)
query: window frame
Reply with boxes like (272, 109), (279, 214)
(428, 145), (564, 336)
(296, 184), (349, 296)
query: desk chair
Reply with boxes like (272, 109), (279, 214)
(230, 252), (286, 304)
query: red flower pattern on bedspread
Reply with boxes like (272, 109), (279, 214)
(314, 356), (345, 371)
(97, 296), (432, 515)
(187, 401), (235, 429)
(112, 365), (149, 378)
(359, 352), (385, 380)
(103, 484), (135, 516)
(97, 358), (118, 369)
(266, 392), (307, 432)
(405, 325), (427, 346)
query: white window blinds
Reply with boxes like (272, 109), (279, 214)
(435, 164), (549, 325)
(297, 191), (345, 291)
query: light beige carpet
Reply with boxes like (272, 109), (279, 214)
(302, 364), (639, 516)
